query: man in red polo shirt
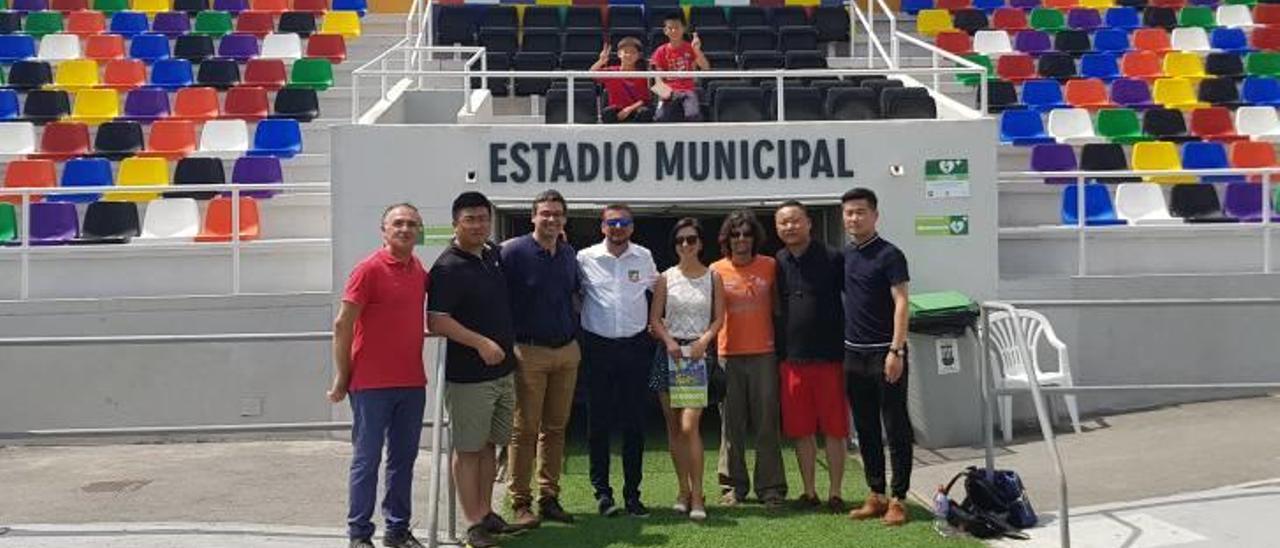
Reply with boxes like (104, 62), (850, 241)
(329, 203), (429, 548)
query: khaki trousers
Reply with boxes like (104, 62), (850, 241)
(507, 341), (581, 508)
(717, 353), (788, 501)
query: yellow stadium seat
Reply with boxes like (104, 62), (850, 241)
(320, 11), (361, 39)
(1080, 0), (1114, 8)
(131, 0), (169, 13)
(916, 9), (956, 37)
(534, 0), (570, 5)
(1153, 77), (1208, 111)
(51, 59), (100, 90)
(70, 88), (119, 125)
(107, 157), (170, 202)
(1162, 51), (1206, 82)
(784, 0), (820, 5)
(1132, 141), (1194, 183)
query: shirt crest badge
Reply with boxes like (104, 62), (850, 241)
(628, 270), (640, 282)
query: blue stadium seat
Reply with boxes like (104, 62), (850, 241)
(973, 0), (1005, 12)
(1081, 53), (1121, 81)
(1104, 7), (1140, 30)
(332, 0), (366, 16)
(1210, 27), (1249, 54)
(109, 11), (150, 37)
(0, 90), (19, 120)
(1001, 108), (1055, 145)
(129, 33), (171, 62)
(1023, 79), (1067, 111)
(1093, 28), (1131, 54)
(1062, 183), (1127, 226)
(1242, 77), (1280, 106)
(902, 0), (934, 15)
(249, 118), (302, 158)
(56, 156), (112, 203)
(0, 35), (37, 63)
(1182, 141), (1243, 183)
(150, 58), (193, 89)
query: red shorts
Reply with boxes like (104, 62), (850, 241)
(780, 360), (849, 439)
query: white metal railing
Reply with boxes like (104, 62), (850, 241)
(0, 182), (329, 300)
(0, 334), (459, 548)
(1001, 167), (1280, 276)
(896, 31), (988, 113)
(350, 50), (988, 124)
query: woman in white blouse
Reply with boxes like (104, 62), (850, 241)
(648, 217), (726, 521)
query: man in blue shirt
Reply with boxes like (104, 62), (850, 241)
(500, 190), (581, 529)
(840, 187), (913, 527)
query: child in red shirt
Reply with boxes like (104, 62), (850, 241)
(650, 13), (709, 122)
(590, 36), (653, 123)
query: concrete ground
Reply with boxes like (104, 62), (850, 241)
(3, 396), (1280, 547)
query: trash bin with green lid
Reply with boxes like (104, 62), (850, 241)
(905, 291), (984, 448)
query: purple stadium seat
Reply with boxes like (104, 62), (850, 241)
(122, 87), (172, 122)
(217, 33), (260, 62)
(29, 201), (78, 244)
(151, 11), (192, 37)
(213, 0), (248, 13)
(230, 156), (282, 198)
(1031, 143), (1079, 184)
(1110, 78), (1155, 109)
(1223, 182), (1280, 222)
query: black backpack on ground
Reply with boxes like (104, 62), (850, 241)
(941, 466), (1037, 540)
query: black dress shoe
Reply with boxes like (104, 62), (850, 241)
(539, 497), (575, 524)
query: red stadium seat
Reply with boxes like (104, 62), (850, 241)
(1133, 28), (1172, 54)
(223, 85), (270, 120)
(102, 59), (146, 90)
(935, 31), (973, 55)
(235, 10), (276, 38)
(1190, 107), (1247, 143)
(1122, 50), (1164, 81)
(997, 53), (1037, 83)
(305, 33), (346, 63)
(243, 58), (287, 89)
(1, 159), (56, 205)
(172, 86), (221, 121)
(85, 34), (126, 61)
(66, 10), (106, 36)
(1065, 78), (1114, 110)
(31, 121), (91, 160)
(993, 8), (1030, 31)
(143, 119), (198, 159)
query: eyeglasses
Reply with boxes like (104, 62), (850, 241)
(730, 231), (753, 239)
(675, 235), (699, 246)
(604, 218), (633, 228)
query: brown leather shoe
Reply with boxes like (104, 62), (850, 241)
(881, 498), (908, 527)
(847, 494), (887, 520)
(511, 505), (541, 530)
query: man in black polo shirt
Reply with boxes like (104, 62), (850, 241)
(840, 187), (913, 527)
(774, 200), (849, 513)
(427, 191), (520, 548)
(501, 190), (580, 528)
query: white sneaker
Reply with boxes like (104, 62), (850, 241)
(689, 507), (707, 521)
(673, 498), (689, 513)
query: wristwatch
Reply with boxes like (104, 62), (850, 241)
(889, 347), (906, 357)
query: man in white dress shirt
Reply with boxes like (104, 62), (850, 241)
(577, 203), (659, 518)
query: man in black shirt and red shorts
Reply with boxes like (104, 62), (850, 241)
(840, 187), (913, 527)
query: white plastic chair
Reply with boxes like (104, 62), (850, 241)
(1047, 108), (1100, 144)
(973, 30), (1014, 56)
(985, 309), (1082, 442)
(259, 33), (302, 60)
(1170, 27), (1211, 53)
(1216, 4), (1254, 27)
(198, 119), (249, 154)
(137, 198), (200, 242)
(0, 122), (36, 154)
(1235, 106), (1280, 141)
(1115, 182), (1183, 225)
(36, 34), (83, 61)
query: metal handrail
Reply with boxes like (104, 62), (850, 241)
(0, 332), (458, 547)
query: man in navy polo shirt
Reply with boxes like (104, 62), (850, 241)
(501, 189), (581, 528)
(839, 187), (913, 527)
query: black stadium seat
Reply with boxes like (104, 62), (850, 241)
(93, 121), (144, 160)
(881, 88), (937, 119)
(273, 87), (320, 122)
(0, 11), (23, 33)
(1116, 0), (1146, 7)
(862, 78), (904, 101)
(1079, 143), (1139, 182)
(523, 6), (562, 29)
(730, 7), (767, 28)
(513, 52), (557, 95)
(435, 6), (473, 45)
(1142, 108), (1196, 142)
(1198, 77), (1240, 107)
(545, 87), (597, 124)
(479, 27), (518, 55)
(521, 28), (561, 54)
(696, 27), (734, 53)
(278, 11), (317, 37)
(197, 58), (241, 89)
(174, 34), (215, 63)
(1205, 52), (1244, 79)
(770, 6), (809, 28)
(76, 202), (140, 244)
(779, 26), (818, 52)
(1170, 184), (1234, 223)
(813, 6), (850, 42)
(765, 85), (824, 121)
(607, 6), (643, 30)
(479, 6), (518, 29)
(690, 6), (729, 29)
(173, 0), (209, 14)
(1142, 7), (1177, 30)
(558, 51), (597, 71)
(565, 7), (603, 29)
(476, 51), (510, 97)
(952, 9), (988, 34)
(825, 87), (878, 120)
(741, 51), (784, 70)
(1054, 30), (1091, 57)
(704, 51), (737, 70)
(563, 28), (604, 53)
(985, 80), (1022, 112)
(736, 26), (776, 53)
(22, 90), (71, 124)
(5, 60), (53, 91)
(713, 87), (765, 122)
(785, 50), (826, 69)
(171, 156), (226, 200)
(1038, 52), (1077, 80)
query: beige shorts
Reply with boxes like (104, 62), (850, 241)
(445, 374), (515, 453)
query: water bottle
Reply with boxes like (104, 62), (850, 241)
(933, 485), (955, 537)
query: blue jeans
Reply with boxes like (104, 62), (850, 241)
(348, 387), (426, 540)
